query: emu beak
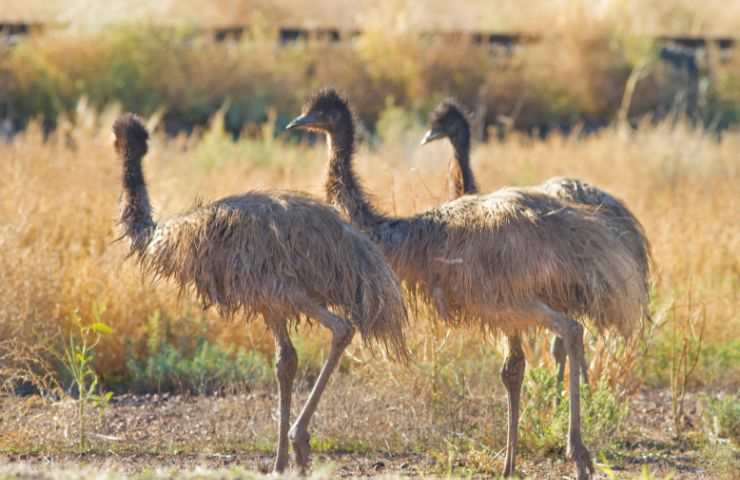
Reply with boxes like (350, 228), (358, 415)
(420, 129), (444, 145)
(286, 113), (319, 131)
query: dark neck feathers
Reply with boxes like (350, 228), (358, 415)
(447, 124), (478, 199)
(120, 154), (155, 253)
(324, 114), (388, 231)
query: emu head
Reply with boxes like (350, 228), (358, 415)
(421, 99), (470, 145)
(286, 88), (353, 135)
(113, 113), (149, 159)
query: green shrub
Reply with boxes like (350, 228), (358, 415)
(640, 336), (740, 389)
(519, 366), (628, 455)
(126, 312), (272, 394)
(376, 97), (423, 144)
(127, 339), (272, 395)
(5, 43), (72, 129)
(702, 393), (740, 447)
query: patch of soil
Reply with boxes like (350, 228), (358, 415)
(0, 388), (734, 479)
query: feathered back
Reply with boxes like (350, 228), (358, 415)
(539, 177), (653, 296)
(378, 188), (648, 337)
(138, 191), (408, 360)
(313, 91), (647, 336)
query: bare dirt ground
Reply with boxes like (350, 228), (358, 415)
(1, 384), (735, 479)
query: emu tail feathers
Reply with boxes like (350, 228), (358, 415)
(342, 231), (409, 362)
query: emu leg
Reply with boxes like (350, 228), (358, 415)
(270, 320), (297, 473)
(551, 336), (567, 404)
(552, 336), (589, 405)
(580, 348), (590, 386)
(290, 302), (354, 473)
(535, 304), (594, 480)
(501, 334), (526, 477)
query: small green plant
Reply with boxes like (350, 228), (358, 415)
(376, 97), (423, 145)
(701, 393), (740, 447)
(127, 338), (272, 394)
(520, 366), (628, 455)
(126, 311), (272, 394)
(599, 464), (669, 480)
(519, 366), (564, 453)
(62, 302), (113, 451)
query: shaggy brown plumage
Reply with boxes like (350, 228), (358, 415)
(424, 100), (573, 370)
(288, 89), (649, 479)
(539, 176), (653, 294)
(135, 194), (408, 350)
(422, 99), (652, 299)
(114, 113), (408, 473)
(377, 187), (645, 335)
(291, 90), (645, 335)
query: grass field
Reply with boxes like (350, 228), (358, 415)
(0, 101), (738, 478)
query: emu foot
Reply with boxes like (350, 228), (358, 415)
(272, 452), (289, 474)
(289, 428), (311, 473)
(568, 441), (594, 480)
(501, 449), (517, 477)
(502, 462), (516, 478)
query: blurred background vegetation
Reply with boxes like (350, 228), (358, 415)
(1, 0), (740, 137)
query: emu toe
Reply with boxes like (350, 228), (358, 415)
(570, 442), (594, 480)
(502, 463), (516, 477)
(272, 452), (289, 474)
(290, 428), (311, 472)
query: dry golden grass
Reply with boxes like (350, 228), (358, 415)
(0, 106), (738, 389)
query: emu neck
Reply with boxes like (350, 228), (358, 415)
(120, 149), (155, 252)
(324, 125), (387, 231)
(448, 130), (478, 200)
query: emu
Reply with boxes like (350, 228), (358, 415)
(113, 114), (408, 474)
(421, 98), (652, 386)
(287, 89), (648, 479)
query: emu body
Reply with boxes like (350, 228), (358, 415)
(421, 98), (652, 477)
(422, 99), (651, 293)
(538, 176), (652, 293)
(422, 98), (652, 373)
(288, 90), (648, 479)
(114, 114), (408, 473)
(422, 99), (588, 385)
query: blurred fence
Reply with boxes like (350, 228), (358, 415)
(1, 20), (738, 138)
(5, 19), (735, 54)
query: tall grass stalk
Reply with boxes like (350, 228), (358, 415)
(668, 290), (706, 438)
